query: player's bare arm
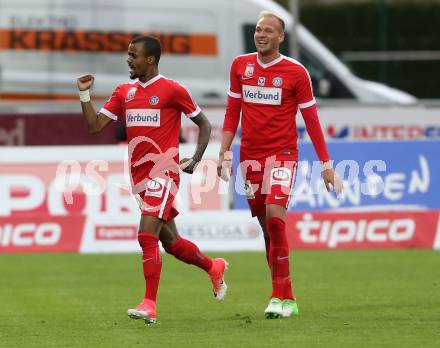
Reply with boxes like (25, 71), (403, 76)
(179, 111), (212, 174)
(77, 74), (112, 133)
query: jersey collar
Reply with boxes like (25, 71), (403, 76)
(256, 54), (284, 69)
(136, 74), (163, 88)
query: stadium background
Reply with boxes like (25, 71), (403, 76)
(1, 0), (439, 347)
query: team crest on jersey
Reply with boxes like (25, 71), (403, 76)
(272, 77), (283, 87)
(149, 95), (160, 105)
(125, 87), (137, 102)
(243, 63), (255, 78)
(258, 77), (266, 86)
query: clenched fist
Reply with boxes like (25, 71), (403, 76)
(77, 74), (95, 91)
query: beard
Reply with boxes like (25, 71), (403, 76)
(129, 70), (138, 79)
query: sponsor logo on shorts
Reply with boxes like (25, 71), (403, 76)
(126, 109), (160, 127)
(270, 167), (292, 188)
(145, 177), (166, 198)
(242, 85), (282, 105)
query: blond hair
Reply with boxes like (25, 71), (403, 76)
(258, 11), (285, 32)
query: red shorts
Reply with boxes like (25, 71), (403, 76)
(240, 155), (297, 217)
(137, 173), (180, 222)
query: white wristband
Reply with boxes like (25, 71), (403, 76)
(79, 89), (91, 102)
(322, 161), (333, 171)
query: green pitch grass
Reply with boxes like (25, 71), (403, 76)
(1, 250), (439, 348)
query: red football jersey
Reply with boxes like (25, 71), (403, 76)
(227, 53), (327, 161)
(100, 74), (200, 186)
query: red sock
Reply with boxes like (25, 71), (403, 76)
(164, 237), (213, 272)
(267, 217), (294, 300)
(138, 232), (162, 302)
(263, 234), (270, 266)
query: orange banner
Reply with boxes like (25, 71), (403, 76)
(0, 29), (217, 56)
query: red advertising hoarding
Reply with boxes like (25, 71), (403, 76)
(286, 211), (439, 249)
(0, 215), (85, 253)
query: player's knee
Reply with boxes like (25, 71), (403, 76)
(266, 204), (286, 220)
(267, 217), (285, 231)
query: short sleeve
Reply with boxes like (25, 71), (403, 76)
(296, 66), (316, 109)
(227, 58), (242, 99)
(173, 83), (201, 118)
(100, 85), (124, 120)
